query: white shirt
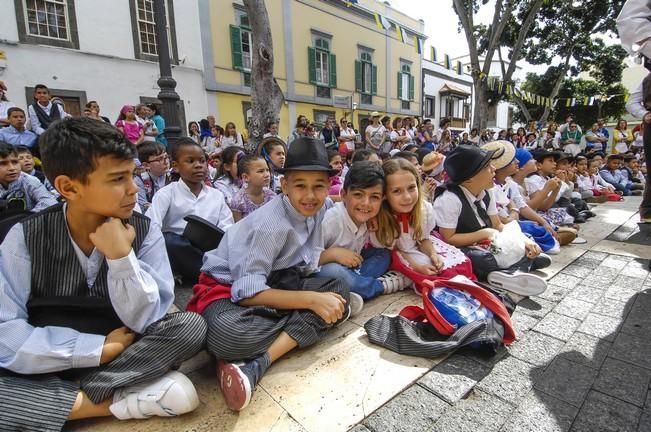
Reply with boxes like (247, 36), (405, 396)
(322, 202), (369, 254)
(432, 185), (497, 229)
(617, 0), (651, 58)
(370, 201), (436, 265)
(365, 124), (385, 148)
(627, 83), (647, 119)
(339, 127), (356, 152)
(221, 133), (243, 148)
(27, 102), (69, 135)
(148, 179), (234, 236)
(0, 100), (16, 120)
(137, 116), (157, 142)
(492, 179), (528, 218)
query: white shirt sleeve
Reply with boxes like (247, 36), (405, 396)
(486, 188), (498, 216)
(147, 185), (172, 231)
(432, 192), (463, 229)
(627, 83), (647, 119)
(617, 0), (651, 58)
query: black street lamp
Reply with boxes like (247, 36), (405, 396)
(153, 0), (181, 147)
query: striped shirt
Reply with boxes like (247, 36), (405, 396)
(0, 210), (174, 374)
(201, 194), (325, 302)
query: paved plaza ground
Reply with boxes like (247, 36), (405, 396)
(69, 197), (650, 432)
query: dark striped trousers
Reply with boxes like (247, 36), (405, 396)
(203, 276), (349, 362)
(0, 312), (206, 432)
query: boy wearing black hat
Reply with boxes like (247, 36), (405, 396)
(432, 145), (548, 296)
(187, 137), (354, 412)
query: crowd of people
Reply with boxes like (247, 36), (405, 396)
(0, 76), (647, 431)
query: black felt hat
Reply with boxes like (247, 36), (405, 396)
(531, 148), (561, 163)
(444, 145), (497, 184)
(278, 137), (339, 176)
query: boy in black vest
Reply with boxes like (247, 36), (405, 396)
(0, 118), (206, 431)
(432, 145), (548, 296)
(27, 84), (70, 136)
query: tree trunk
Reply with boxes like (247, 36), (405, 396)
(512, 96), (533, 122)
(502, 0), (544, 83)
(539, 52), (573, 124)
(473, 80), (489, 130)
(243, 0), (284, 153)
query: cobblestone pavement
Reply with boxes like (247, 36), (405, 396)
(353, 250), (651, 432)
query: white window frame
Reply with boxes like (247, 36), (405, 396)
(315, 49), (329, 86)
(135, 0), (158, 56)
(23, 0), (70, 41)
(241, 28), (252, 71)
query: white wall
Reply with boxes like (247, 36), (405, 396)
(422, 59), (473, 130)
(0, 0), (208, 124)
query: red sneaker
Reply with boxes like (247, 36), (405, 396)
(216, 360), (252, 411)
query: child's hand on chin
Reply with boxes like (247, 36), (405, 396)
(90, 218), (136, 260)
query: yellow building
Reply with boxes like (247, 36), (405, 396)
(200, 0), (426, 138)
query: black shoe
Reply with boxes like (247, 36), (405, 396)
(575, 215), (586, 223)
(579, 210), (595, 219)
(531, 253), (552, 271)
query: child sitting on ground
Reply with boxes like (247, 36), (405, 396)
(433, 145), (549, 296)
(374, 158), (475, 291)
(525, 149), (589, 223)
(229, 154), (276, 221)
(134, 142), (171, 212)
(187, 137), (355, 412)
(0, 118), (206, 431)
(0, 142), (57, 213)
(576, 155), (611, 203)
(621, 153), (645, 191)
(15, 145), (46, 184)
(257, 136), (286, 194)
(317, 161), (408, 302)
(213, 146), (244, 205)
(148, 138), (233, 284)
(600, 154), (639, 196)
(555, 153), (595, 217)
(327, 150), (344, 198)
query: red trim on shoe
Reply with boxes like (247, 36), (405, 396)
(217, 360), (252, 411)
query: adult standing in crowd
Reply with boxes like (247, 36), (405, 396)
(148, 103), (168, 148)
(319, 118), (337, 150)
(85, 100), (111, 123)
(365, 111), (385, 153)
(0, 81), (16, 127)
(612, 119), (634, 154)
(618, 0), (651, 222)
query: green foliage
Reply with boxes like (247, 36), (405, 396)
(515, 73), (628, 127)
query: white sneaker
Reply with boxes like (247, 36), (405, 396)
(348, 292), (364, 317)
(379, 271), (414, 294)
(110, 371), (200, 420)
(486, 271), (547, 297)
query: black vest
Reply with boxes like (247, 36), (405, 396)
(643, 73), (651, 111)
(31, 102), (62, 130)
(21, 204), (150, 333)
(434, 183), (493, 234)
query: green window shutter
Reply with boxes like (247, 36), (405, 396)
(329, 53), (337, 88)
(230, 25), (243, 71)
(409, 74), (415, 101)
(355, 60), (362, 92)
(308, 47), (317, 85)
(371, 64), (378, 95)
(397, 72), (403, 100)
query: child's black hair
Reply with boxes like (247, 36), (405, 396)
(607, 154), (624, 161)
(33, 84), (49, 93)
(351, 149), (373, 163)
(392, 151), (418, 161)
(216, 146), (245, 180)
(237, 154), (265, 178)
(7, 107), (25, 117)
(170, 137), (202, 161)
(0, 141), (17, 158)
(14, 145), (32, 155)
(622, 153), (636, 162)
(137, 142), (165, 163)
(39, 117), (136, 184)
(343, 161), (385, 191)
(327, 149), (340, 163)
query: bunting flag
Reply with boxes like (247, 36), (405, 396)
(444, 54), (450, 69)
(396, 25), (409, 43)
(344, 0), (358, 6)
(456, 61), (463, 75)
(414, 36), (423, 54)
(431, 46), (437, 62)
(374, 12), (391, 30)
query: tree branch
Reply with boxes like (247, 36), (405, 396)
(539, 50), (573, 123)
(503, 0), (544, 83)
(483, 0), (513, 75)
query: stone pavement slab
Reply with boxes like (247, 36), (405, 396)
(417, 354), (490, 404)
(593, 357), (651, 407)
(570, 391), (642, 432)
(500, 392), (578, 432)
(534, 357), (599, 407)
